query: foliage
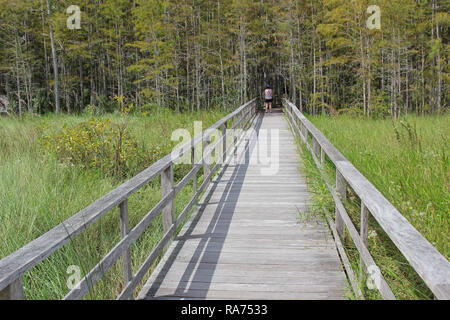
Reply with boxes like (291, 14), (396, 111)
(0, 109), (226, 299)
(309, 114), (449, 261)
(371, 91), (391, 119)
(302, 113), (449, 299)
(1, 0), (446, 116)
(42, 117), (138, 179)
(392, 120), (422, 151)
(337, 107), (364, 118)
(94, 95), (121, 114)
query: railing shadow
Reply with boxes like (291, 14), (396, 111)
(144, 112), (265, 299)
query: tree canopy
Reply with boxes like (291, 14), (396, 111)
(0, 0), (448, 116)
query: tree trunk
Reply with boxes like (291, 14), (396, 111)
(14, 29), (22, 117)
(435, 1), (442, 112)
(46, 0), (60, 113)
(217, 0), (226, 108)
(41, 6), (50, 98)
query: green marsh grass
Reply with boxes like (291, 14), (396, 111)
(290, 113), (449, 300)
(0, 109), (227, 299)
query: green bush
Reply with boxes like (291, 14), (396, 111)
(33, 89), (52, 114)
(371, 91), (391, 119)
(43, 117), (138, 179)
(89, 95), (120, 114)
(338, 106), (364, 117)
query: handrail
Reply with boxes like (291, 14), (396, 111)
(283, 98), (450, 300)
(0, 99), (257, 300)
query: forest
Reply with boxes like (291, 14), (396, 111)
(0, 0), (448, 117)
(0, 0), (449, 301)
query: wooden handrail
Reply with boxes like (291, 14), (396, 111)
(283, 98), (450, 300)
(0, 99), (257, 300)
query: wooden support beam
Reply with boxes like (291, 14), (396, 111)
(335, 170), (347, 239)
(336, 170), (347, 200)
(192, 146), (198, 197)
(0, 277), (24, 300)
(233, 116), (238, 157)
(360, 203), (370, 280)
(239, 112), (242, 130)
(119, 200), (132, 287)
(312, 137), (320, 158)
(222, 123), (227, 164)
(161, 165), (175, 233)
(321, 147), (325, 166)
(203, 134), (212, 181)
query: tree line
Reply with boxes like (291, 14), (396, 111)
(0, 0), (448, 117)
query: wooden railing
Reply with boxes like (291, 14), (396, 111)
(0, 99), (257, 300)
(283, 99), (450, 300)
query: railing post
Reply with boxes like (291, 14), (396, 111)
(119, 200), (132, 287)
(335, 170), (347, 239)
(312, 136), (316, 154)
(321, 147), (325, 166)
(233, 116), (238, 158)
(203, 135), (212, 181)
(239, 112), (242, 130)
(161, 164), (175, 233)
(299, 121), (303, 140)
(312, 137), (320, 158)
(360, 203), (369, 279)
(222, 123), (227, 164)
(192, 145), (197, 196)
(0, 277), (24, 300)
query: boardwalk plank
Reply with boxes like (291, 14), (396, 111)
(139, 113), (347, 300)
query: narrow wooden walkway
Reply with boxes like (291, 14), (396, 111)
(138, 112), (348, 300)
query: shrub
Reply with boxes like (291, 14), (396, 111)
(91, 95), (120, 114)
(338, 107), (364, 118)
(43, 117), (139, 179)
(33, 89), (52, 114)
(371, 91), (391, 119)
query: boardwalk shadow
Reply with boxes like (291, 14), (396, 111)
(143, 112), (265, 299)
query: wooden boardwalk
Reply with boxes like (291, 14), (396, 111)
(138, 112), (348, 300)
(2, 100), (448, 300)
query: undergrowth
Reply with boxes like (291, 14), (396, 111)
(0, 108), (227, 299)
(287, 112), (449, 300)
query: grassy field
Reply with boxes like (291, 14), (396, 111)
(1, 109), (447, 300)
(0, 109), (227, 299)
(295, 114), (449, 300)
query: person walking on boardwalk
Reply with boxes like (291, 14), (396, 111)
(264, 84), (273, 113)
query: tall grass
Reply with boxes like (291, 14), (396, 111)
(295, 113), (449, 300)
(0, 109), (227, 299)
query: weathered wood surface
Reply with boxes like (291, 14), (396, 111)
(138, 112), (348, 300)
(0, 100), (255, 297)
(283, 99), (450, 300)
